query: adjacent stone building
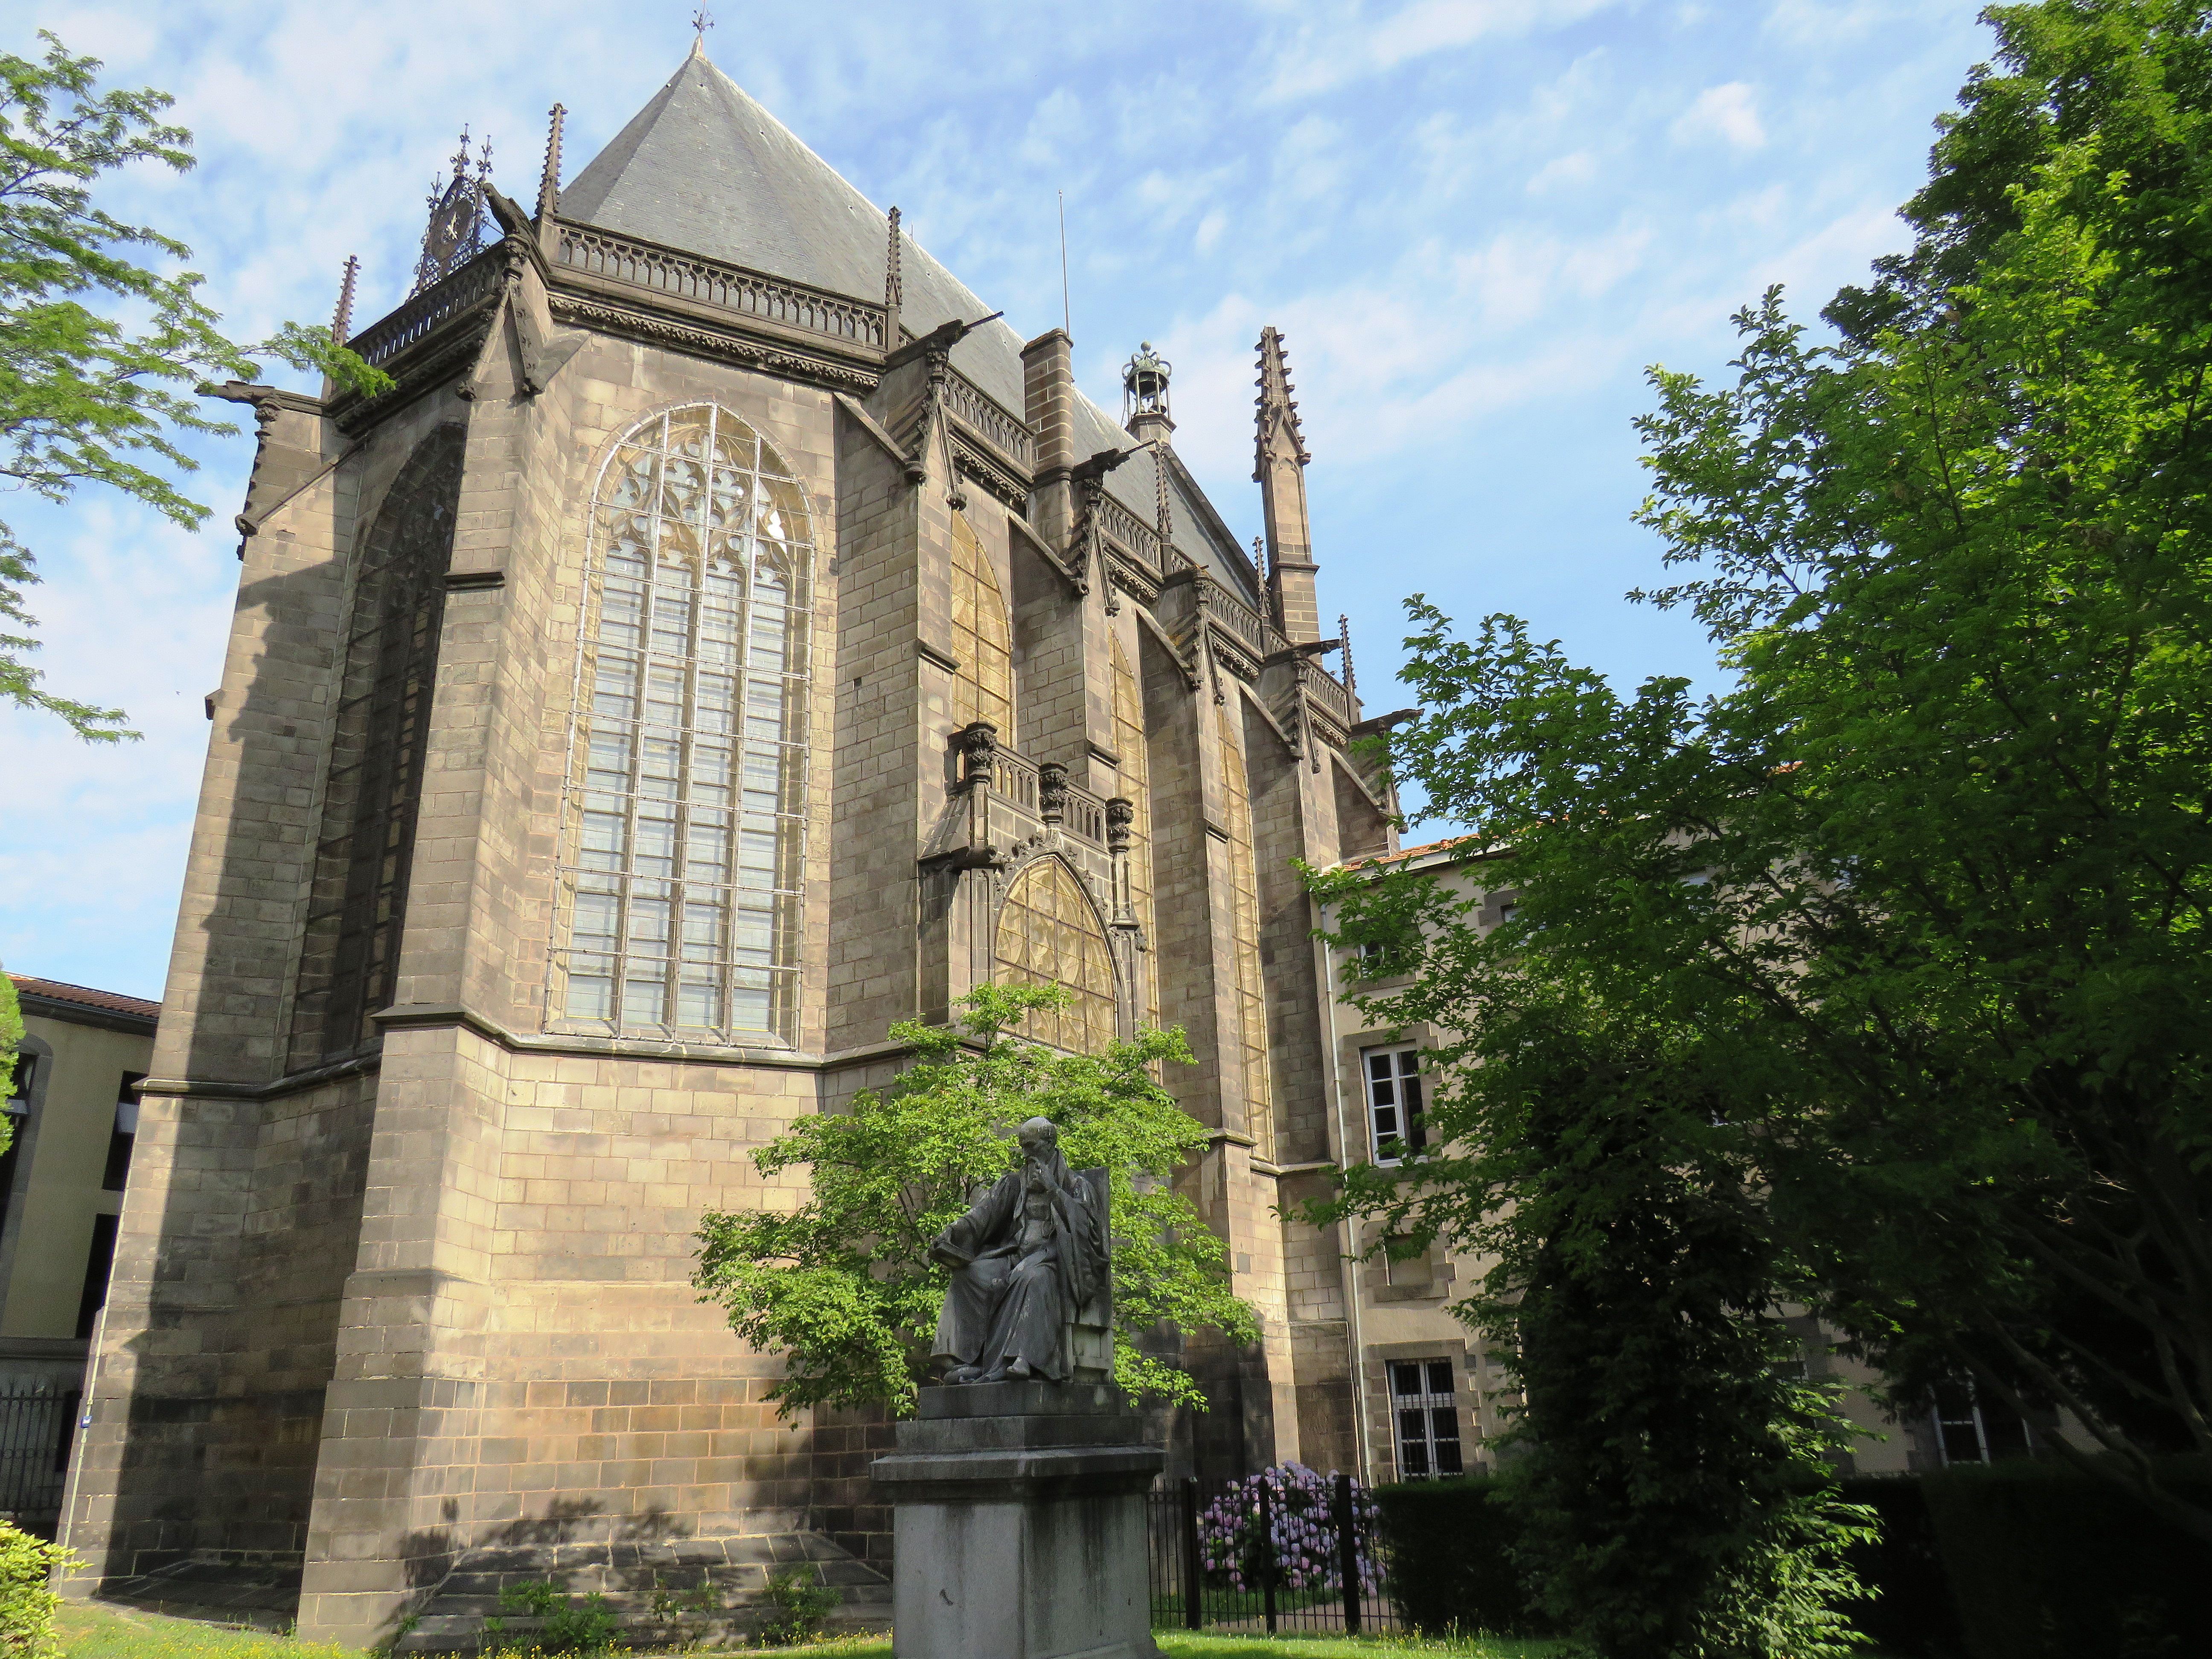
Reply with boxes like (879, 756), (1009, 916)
(58, 45), (1402, 1647)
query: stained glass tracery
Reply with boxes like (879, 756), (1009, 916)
(950, 512), (1012, 736)
(995, 858), (1118, 1054)
(1219, 700), (1274, 1149)
(1111, 633), (1158, 1030)
(551, 405), (811, 1043)
(291, 426), (466, 1065)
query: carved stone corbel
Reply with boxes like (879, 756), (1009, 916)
(956, 720), (999, 790)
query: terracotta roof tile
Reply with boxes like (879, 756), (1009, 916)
(8, 974), (160, 1022)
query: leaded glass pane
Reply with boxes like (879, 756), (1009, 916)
(949, 513), (1012, 736)
(553, 404), (812, 1042)
(1111, 634), (1158, 1031)
(1219, 702), (1274, 1149)
(993, 858), (1118, 1055)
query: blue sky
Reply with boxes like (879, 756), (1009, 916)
(1, 0), (1990, 999)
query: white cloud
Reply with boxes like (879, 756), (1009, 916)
(0, 0), (1998, 995)
(1673, 82), (1767, 149)
(1265, 0), (1624, 99)
(1527, 149), (1598, 195)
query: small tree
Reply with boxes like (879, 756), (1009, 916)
(0, 973), (19, 1160)
(694, 983), (1259, 1415)
(1, 33), (391, 739)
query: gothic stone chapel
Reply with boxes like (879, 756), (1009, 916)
(61, 43), (1396, 1648)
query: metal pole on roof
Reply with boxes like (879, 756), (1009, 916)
(1057, 189), (1071, 338)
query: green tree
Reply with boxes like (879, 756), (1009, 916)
(693, 983), (1259, 1417)
(0, 972), (20, 1161)
(1, 32), (390, 740)
(1316, 0), (2212, 1572)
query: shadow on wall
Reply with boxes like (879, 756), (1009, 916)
(88, 421), (466, 1583)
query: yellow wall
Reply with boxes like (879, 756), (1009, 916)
(3, 1014), (148, 1339)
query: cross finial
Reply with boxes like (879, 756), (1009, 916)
(691, 7), (714, 51)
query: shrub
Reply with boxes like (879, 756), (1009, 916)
(0, 1524), (77, 1659)
(1195, 1464), (1379, 1597)
(755, 1565), (838, 1648)
(481, 1580), (621, 1656)
(1918, 1458), (2212, 1659)
(1370, 1476), (1539, 1637)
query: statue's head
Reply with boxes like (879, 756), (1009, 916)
(1016, 1117), (1057, 1161)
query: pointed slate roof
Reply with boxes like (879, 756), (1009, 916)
(562, 48), (1260, 602)
(563, 47), (1024, 409)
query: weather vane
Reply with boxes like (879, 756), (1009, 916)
(693, 7), (715, 44)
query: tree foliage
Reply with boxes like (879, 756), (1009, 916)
(0, 973), (20, 1161)
(693, 983), (1259, 1417)
(1314, 0), (2212, 1589)
(0, 33), (391, 740)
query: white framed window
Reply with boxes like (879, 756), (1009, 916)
(1390, 1359), (1463, 1479)
(1363, 1044), (1427, 1164)
(1930, 1377), (2035, 1465)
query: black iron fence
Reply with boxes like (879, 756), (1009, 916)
(0, 1381), (77, 1535)
(1147, 1470), (1398, 1635)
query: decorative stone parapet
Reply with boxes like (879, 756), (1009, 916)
(871, 1382), (1164, 1659)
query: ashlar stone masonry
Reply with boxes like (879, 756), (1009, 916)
(58, 41), (1399, 1650)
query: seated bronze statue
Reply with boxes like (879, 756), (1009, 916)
(929, 1117), (1111, 1385)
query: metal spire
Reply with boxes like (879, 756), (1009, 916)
(412, 126), (493, 294)
(691, 7), (714, 52)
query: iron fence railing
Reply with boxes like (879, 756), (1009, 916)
(1147, 1471), (1397, 1635)
(0, 1381), (78, 1535)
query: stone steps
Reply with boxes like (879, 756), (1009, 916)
(396, 1524), (891, 1653)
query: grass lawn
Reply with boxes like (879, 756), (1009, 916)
(58, 1602), (1570, 1659)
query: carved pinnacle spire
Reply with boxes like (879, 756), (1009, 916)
(537, 103), (566, 224)
(1253, 325), (1321, 641)
(885, 205), (902, 345)
(1155, 443), (1172, 544)
(330, 255), (360, 347)
(1252, 325), (1310, 479)
(1339, 613), (1357, 699)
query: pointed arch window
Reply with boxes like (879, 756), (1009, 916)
(1111, 633), (1158, 1030)
(290, 426), (465, 1065)
(949, 511), (1012, 736)
(1218, 700), (1274, 1148)
(551, 405), (812, 1044)
(995, 858), (1118, 1055)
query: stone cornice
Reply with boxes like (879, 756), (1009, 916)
(547, 294), (879, 393)
(950, 432), (1029, 509)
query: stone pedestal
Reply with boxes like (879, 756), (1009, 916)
(871, 1382), (1164, 1659)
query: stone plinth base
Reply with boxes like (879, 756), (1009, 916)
(871, 1382), (1164, 1659)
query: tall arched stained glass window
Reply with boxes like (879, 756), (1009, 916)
(1110, 634), (1159, 1031)
(551, 405), (811, 1044)
(949, 512), (1011, 736)
(1218, 700), (1274, 1150)
(290, 427), (466, 1066)
(995, 858), (1118, 1055)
